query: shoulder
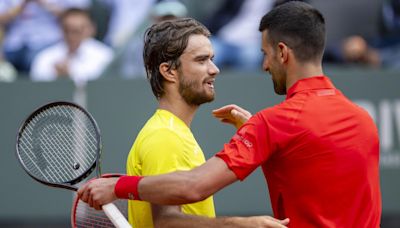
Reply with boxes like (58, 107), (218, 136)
(252, 95), (308, 126)
(83, 39), (113, 55)
(138, 117), (184, 149)
(35, 42), (66, 60)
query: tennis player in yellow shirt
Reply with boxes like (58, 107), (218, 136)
(80, 17), (288, 228)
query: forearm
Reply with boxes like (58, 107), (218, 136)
(152, 205), (262, 228)
(158, 215), (249, 228)
(139, 170), (203, 205)
(78, 157), (238, 208)
(137, 157), (237, 205)
(37, 0), (64, 16)
(0, 3), (26, 24)
(155, 213), (288, 228)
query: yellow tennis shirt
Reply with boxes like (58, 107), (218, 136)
(126, 109), (215, 227)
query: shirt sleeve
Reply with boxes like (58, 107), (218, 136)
(216, 113), (274, 181)
(139, 128), (190, 176)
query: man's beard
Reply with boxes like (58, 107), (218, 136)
(273, 79), (287, 95)
(270, 68), (287, 95)
(179, 76), (215, 106)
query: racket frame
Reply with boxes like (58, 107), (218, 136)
(15, 101), (103, 191)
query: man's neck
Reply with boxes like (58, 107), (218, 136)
(158, 96), (198, 127)
(286, 61), (324, 91)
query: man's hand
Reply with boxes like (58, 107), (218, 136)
(54, 59), (70, 77)
(77, 177), (119, 210)
(231, 216), (289, 228)
(212, 104), (252, 129)
(233, 216), (289, 228)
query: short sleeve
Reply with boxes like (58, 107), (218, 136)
(215, 113), (274, 180)
(140, 128), (190, 176)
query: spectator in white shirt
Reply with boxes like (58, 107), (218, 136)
(0, 0), (90, 75)
(30, 8), (113, 85)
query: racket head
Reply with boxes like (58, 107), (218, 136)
(71, 173), (128, 228)
(16, 101), (102, 190)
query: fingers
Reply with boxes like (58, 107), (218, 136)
(212, 104), (237, 115)
(281, 218), (289, 225)
(230, 109), (250, 123)
(212, 104), (251, 118)
(212, 104), (252, 129)
(77, 179), (102, 210)
(77, 182), (90, 203)
(263, 216), (289, 224)
(262, 216), (289, 228)
(230, 106), (252, 120)
(77, 178), (119, 211)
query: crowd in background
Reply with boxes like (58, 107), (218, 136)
(0, 0), (399, 83)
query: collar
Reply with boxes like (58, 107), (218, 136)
(156, 109), (190, 130)
(286, 76), (335, 99)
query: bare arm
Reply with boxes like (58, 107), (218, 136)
(152, 205), (289, 228)
(212, 104), (252, 129)
(78, 156), (237, 207)
(0, 0), (63, 25)
(0, 1), (28, 25)
(36, 0), (64, 17)
(139, 156), (237, 204)
(78, 158), (290, 227)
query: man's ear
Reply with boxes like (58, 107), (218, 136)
(277, 42), (289, 63)
(159, 62), (177, 82)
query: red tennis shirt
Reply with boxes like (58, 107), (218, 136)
(216, 76), (381, 227)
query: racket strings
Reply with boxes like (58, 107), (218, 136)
(74, 199), (128, 228)
(17, 105), (100, 184)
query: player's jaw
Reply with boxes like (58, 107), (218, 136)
(179, 75), (216, 106)
(270, 70), (287, 95)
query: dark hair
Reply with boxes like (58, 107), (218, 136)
(259, 1), (325, 62)
(143, 18), (210, 99)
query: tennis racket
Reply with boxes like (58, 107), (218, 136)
(16, 101), (131, 228)
(72, 173), (128, 228)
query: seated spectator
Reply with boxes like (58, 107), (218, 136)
(30, 8), (113, 85)
(324, 0), (400, 69)
(0, 0), (90, 75)
(99, 0), (156, 48)
(102, 0), (187, 79)
(203, 0), (274, 71)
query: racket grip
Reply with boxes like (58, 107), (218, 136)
(103, 203), (132, 228)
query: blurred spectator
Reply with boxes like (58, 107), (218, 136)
(102, 0), (187, 79)
(379, 0), (400, 45)
(0, 26), (17, 82)
(30, 8), (113, 85)
(99, 0), (156, 48)
(151, 0), (187, 22)
(203, 0), (274, 71)
(0, 0), (90, 75)
(324, 0), (400, 69)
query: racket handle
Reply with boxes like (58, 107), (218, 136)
(103, 203), (132, 228)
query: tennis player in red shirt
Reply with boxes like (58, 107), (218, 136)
(79, 2), (382, 227)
